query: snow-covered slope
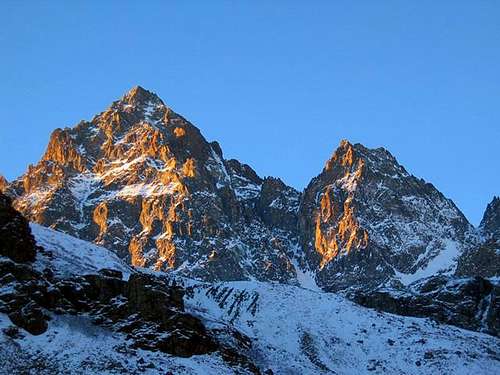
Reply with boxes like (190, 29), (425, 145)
(2, 274), (498, 374)
(1, 216), (498, 374)
(0, 313), (239, 375)
(185, 280), (499, 374)
(30, 223), (133, 279)
(0, 219), (250, 374)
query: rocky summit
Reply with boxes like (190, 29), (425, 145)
(4, 86), (498, 293)
(7, 86), (300, 284)
(480, 196), (500, 239)
(299, 140), (477, 291)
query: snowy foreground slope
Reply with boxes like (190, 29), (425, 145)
(0, 314), (236, 375)
(1, 225), (239, 375)
(0, 225), (498, 374)
(185, 281), (499, 374)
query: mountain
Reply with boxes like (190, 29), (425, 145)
(1, 87), (499, 373)
(1, 194), (498, 374)
(5, 86), (497, 292)
(7, 86), (300, 284)
(299, 140), (476, 291)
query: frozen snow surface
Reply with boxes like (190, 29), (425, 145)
(0, 226), (498, 374)
(395, 239), (462, 285)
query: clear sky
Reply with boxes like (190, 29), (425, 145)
(1, 1), (498, 225)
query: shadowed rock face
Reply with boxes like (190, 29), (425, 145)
(0, 193), (37, 263)
(480, 197), (500, 239)
(8, 86), (300, 284)
(456, 240), (500, 278)
(299, 140), (475, 292)
(351, 275), (499, 337)
(0, 192), (45, 334)
(456, 197), (500, 278)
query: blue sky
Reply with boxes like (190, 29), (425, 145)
(0, 1), (498, 225)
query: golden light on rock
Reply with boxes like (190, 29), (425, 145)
(173, 127), (186, 137)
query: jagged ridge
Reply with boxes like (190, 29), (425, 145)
(4, 86), (498, 292)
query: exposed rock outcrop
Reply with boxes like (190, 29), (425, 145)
(0, 257), (243, 358)
(0, 193), (37, 263)
(0, 176), (7, 193)
(351, 276), (499, 337)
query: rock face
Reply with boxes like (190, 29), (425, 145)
(0, 258), (257, 362)
(456, 240), (500, 278)
(0, 176), (7, 193)
(5, 86), (496, 292)
(299, 140), (475, 291)
(8, 86), (300, 284)
(351, 276), (499, 337)
(0, 193), (37, 263)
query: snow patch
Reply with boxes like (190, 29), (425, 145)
(396, 239), (462, 285)
(31, 223), (133, 279)
(115, 182), (179, 197)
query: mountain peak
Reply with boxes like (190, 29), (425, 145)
(339, 139), (353, 148)
(8, 87), (487, 295)
(120, 85), (163, 107)
(300, 137), (472, 290)
(323, 139), (374, 176)
(480, 196), (500, 238)
(323, 140), (409, 183)
(126, 85), (153, 97)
